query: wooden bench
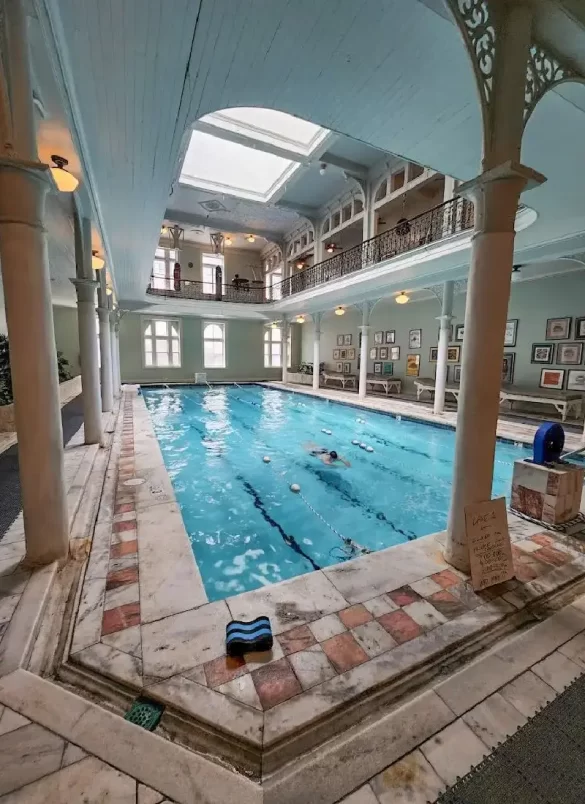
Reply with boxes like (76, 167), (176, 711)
(366, 375), (402, 395)
(414, 378), (461, 403)
(322, 371), (357, 389)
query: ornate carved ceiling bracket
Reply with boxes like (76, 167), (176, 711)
(524, 42), (579, 126)
(451, 0), (496, 117)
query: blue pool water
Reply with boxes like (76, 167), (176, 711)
(142, 385), (529, 602)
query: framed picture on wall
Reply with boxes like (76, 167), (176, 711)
(575, 318), (585, 340)
(540, 368), (565, 390)
(447, 346), (460, 363)
(546, 317), (571, 340)
(369, 347), (377, 360)
(455, 324), (465, 342)
(379, 346), (388, 360)
(340, 349), (347, 359)
(385, 330), (396, 344)
(383, 362), (394, 375)
(567, 369), (585, 391)
(373, 361), (383, 374)
(453, 365), (462, 383)
(502, 353), (515, 384)
(429, 347), (438, 362)
(335, 362), (343, 373)
(333, 349), (341, 360)
(531, 344), (554, 364)
(347, 347), (356, 360)
(390, 346), (400, 361)
(409, 329), (422, 349)
(374, 331), (384, 344)
(556, 342), (583, 365)
(336, 334), (344, 347)
(343, 334), (352, 346)
(406, 354), (420, 376)
(343, 362), (352, 374)
(504, 319), (518, 347)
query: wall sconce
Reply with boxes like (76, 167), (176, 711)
(50, 155), (79, 192)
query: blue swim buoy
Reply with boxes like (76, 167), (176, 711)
(533, 422), (564, 465)
(226, 617), (273, 656)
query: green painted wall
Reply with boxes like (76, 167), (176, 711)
(119, 312), (282, 383)
(302, 271), (585, 393)
(53, 305), (81, 377)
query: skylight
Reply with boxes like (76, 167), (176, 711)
(179, 107), (329, 203)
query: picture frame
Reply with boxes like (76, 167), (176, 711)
(502, 353), (515, 384)
(390, 346), (400, 361)
(504, 319), (518, 347)
(369, 347), (377, 360)
(447, 346), (460, 363)
(540, 368), (565, 390)
(343, 362), (352, 374)
(333, 349), (340, 360)
(379, 346), (388, 360)
(406, 354), (420, 377)
(336, 334), (344, 347)
(335, 362), (343, 373)
(374, 331), (384, 345)
(455, 324), (465, 342)
(343, 334), (352, 346)
(385, 330), (396, 344)
(531, 344), (554, 364)
(453, 365), (462, 383)
(567, 369), (585, 391)
(347, 347), (356, 360)
(409, 329), (422, 349)
(383, 362), (394, 375)
(556, 342), (583, 365)
(546, 317), (571, 340)
(575, 317), (585, 340)
(373, 361), (382, 374)
(429, 346), (438, 363)
(340, 349), (347, 359)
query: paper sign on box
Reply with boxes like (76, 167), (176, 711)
(464, 497), (514, 591)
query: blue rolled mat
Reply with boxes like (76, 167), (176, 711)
(226, 616), (273, 656)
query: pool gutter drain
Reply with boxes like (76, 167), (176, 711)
(124, 697), (165, 731)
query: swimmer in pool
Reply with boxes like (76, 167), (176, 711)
(304, 442), (351, 467)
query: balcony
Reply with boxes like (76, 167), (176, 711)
(146, 196), (474, 303)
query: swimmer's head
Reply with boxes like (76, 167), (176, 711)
(330, 450), (338, 460)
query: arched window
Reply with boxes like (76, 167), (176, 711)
(263, 326), (291, 368)
(203, 322), (225, 368)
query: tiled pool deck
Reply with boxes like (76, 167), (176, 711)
(62, 386), (585, 782)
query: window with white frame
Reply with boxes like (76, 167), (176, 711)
(143, 318), (181, 368)
(264, 326), (282, 368)
(152, 248), (177, 290)
(203, 322), (226, 368)
(265, 269), (283, 301)
(202, 253), (224, 295)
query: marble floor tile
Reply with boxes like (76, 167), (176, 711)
(371, 749), (446, 804)
(0, 723), (64, 796)
(101, 624), (142, 658)
(449, 583), (483, 610)
(251, 656), (302, 709)
(0, 708), (30, 737)
(107, 556), (138, 575)
(430, 569), (461, 589)
(102, 602), (141, 636)
(338, 604), (374, 629)
(183, 665), (207, 686)
(277, 624), (316, 655)
(351, 620), (397, 658)
(0, 596), (19, 625)
(420, 719), (488, 786)
(105, 566), (139, 590)
(410, 577), (443, 598)
(61, 743), (88, 768)
(288, 644), (337, 690)
(0, 756), (136, 803)
(531, 650), (583, 692)
(203, 654), (247, 688)
(141, 600), (230, 678)
(499, 670), (557, 718)
(338, 785), (378, 804)
(74, 642), (143, 688)
(0, 571), (30, 597)
(137, 783), (166, 804)
(104, 582), (140, 611)
(218, 674), (262, 710)
(243, 641), (285, 671)
(377, 609), (423, 644)
(427, 589), (468, 620)
(308, 613), (346, 642)
(362, 594), (398, 617)
(321, 632), (369, 673)
(110, 539), (138, 558)
(462, 692), (527, 749)
(228, 571), (349, 635)
(388, 586), (422, 607)
(402, 600), (447, 631)
(71, 577), (105, 654)
(559, 632), (585, 668)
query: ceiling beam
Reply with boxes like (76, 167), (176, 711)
(193, 120), (307, 164)
(164, 208), (280, 243)
(275, 199), (319, 217)
(319, 151), (368, 179)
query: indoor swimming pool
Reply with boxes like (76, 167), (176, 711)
(142, 385), (528, 602)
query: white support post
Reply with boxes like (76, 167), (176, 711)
(109, 307), (120, 398)
(281, 317), (289, 384)
(358, 302), (372, 399)
(313, 313), (322, 391)
(433, 281), (454, 415)
(97, 271), (113, 412)
(362, 181), (375, 242)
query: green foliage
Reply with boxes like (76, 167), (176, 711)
(57, 351), (72, 383)
(0, 334), (12, 406)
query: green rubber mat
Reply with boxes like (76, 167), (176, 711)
(437, 673), (585, 804)
(124, 697), (164, 731)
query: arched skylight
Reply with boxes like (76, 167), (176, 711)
(179, 108), (329, 203)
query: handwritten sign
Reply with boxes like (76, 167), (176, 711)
(464, 497), (514, 591)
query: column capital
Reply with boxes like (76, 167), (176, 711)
(358, 324), (371, 333)
(70, 277), (99, 293)
(457, 160), (545, 202)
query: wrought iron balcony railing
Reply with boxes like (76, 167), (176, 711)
(146, 196), (475, 303)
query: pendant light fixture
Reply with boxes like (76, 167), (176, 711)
(296, 259), (305, 270)
(225, 235), (233, 246)
(246, 234), (256, 243)
(395, 291), (409, 305)
(92, 250), (105, 270)
(325, 243), (336, 254)
(105, 287), (113, 296)
(296, 315), (306, 324)
(49, 155), (79, 192)
(334, 306), (345, 316)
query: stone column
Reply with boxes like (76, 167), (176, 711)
(97, 272), (113, 412)
(312, 313), (322, 391)
(0, 0), (69, 563)
(281, 318), (289, 384)
(361, 181), (375, 241)
(445, 164), (544, 570)
(71, 278), (102, 443)
(433, 281), (454, 415)
(358, 302), (372, 399)
(109, 309), (120, 398)
(114, 322), (122, 391)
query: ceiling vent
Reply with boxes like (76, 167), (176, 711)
(199, 199), (228, 213)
